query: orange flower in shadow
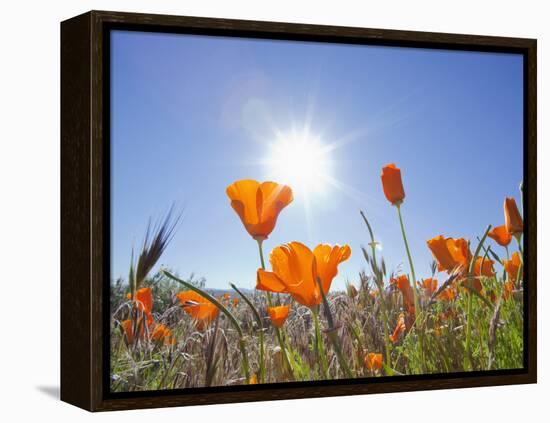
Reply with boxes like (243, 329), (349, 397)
(381, 164), (405, 205)
(503, 252), (521, 283)
(256, 242), (351, 308)
(437, 287), (457, 302)
(226, 180), (293, 241)
(127, 287), (154, 327)
(392, 275), (415, 314)
(389, 313), (407, 343)
(177, 291), (219, 330)
(488, 225), (512, 247)
(267, 305), (291, 328)
(427, 235), (470, 273)
(364, 352), (383, 372)
(121, 318), (147, 344)
(473, 257), (495, 278)
(151, 324), (175, 345)
(503, 281), (514, 300)
(504, 197), (523, 235)
(418, 278), (438, 297)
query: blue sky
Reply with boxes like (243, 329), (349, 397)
(110, 30), (523, 291)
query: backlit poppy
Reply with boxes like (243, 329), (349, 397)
(473, 257), (496, 278)
(177, 291), (219, 329)
(364, 352), (383, 371)
(389, 313), (406, 343)
(418, 278), (438, 297)
(503, 281), (514, 300)
(121, 318), (147, 344)
(381, 164), (405, 205)
(393, 275), (415, 314)
(256, 242), (351, 308)
(127, 287), (154, 327)
(427, 235), (470, 273)
(267, 305), (291, 328)
(151, 324), (174, 345)
(226, 180), (293, 241)
(488, 225), (512, 247)
(503, 252), (521, 283)
(504, 197), (523, 235)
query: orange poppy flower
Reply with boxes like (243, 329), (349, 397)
(503, 252), (521, 282)
(121, 318), (147, 344)
(267, 305), (291, 328)
(381, 164), (405, 205)
(393, 275), (415, 314)
(232, 298), (239, 307)
(249, 374), (258, 384)
(151, 324), (174, 345)
(418, 278), (438, 297)
(488, 225), (512, 247)
(427, 235), (470, 273)
(504, 197), (523, 235)
(256, 242), (351, 308)
(226, 180), (293, 241)
(473, 257), (496, 278)
(503, 281), (514, 300)
(389, 313), (406, 343)
(127, 287), (154, 326)
(177, 291), (219, 329)
(364, 352), (383, 371)
(437, 287), (457, 302)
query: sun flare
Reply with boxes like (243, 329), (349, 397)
(265, 131), (332, 196)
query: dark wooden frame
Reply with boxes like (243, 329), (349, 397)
(61, 10), (537, 412)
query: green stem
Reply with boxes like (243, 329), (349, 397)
(464, 225), (492, 371)
(360, 210), (392, 366)
(162, 270), (250, 382)
(396, 204), (424, 370)
(231, 283), (265, 383)
(256, 239), (293, 378)
(312, 308), (329, 379)
(316, 277), (354, 379)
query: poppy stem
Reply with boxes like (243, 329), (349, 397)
(317, 277), (354, 379)
(360, 210), (392, 368)
(312, 308), (330, 379)
(465, 225), (492, 371)
(256, 239), (293, 379)
(396, 204), (424, 370)
(231, 283), (265, 383)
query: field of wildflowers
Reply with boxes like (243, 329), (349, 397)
(110, 164), (524, 391)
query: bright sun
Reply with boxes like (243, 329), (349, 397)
(265, 130), (332, 196)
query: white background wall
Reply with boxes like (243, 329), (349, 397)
(0, 0), (546, 421)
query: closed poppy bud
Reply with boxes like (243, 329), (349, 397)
(364, 352), (383, 371)
(267, 305), (291, 328)
(504, 197), (523, 235)
(381, 164), (405, 205)
(249, 374), (258, 384)
(488, 225), (513, 247)
(226, 180), (293, 241)
(474, 257), (495, 277)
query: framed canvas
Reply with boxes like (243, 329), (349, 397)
(60, 10), (537, 411)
